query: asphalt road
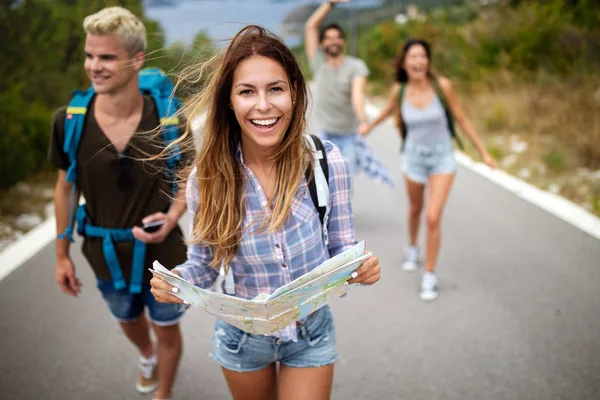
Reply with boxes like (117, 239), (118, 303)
(1, 120), (599, 399)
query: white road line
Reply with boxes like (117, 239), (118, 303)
(454, 152), (600, 239)
(0, 216), (57, 282)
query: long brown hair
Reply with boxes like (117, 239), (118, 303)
(176, 25), (311, 269)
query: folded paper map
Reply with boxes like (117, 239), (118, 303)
(150, 241), (371, 335)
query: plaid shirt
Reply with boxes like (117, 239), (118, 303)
(355, 134), (395, 187)
(174, 140), (356, 342)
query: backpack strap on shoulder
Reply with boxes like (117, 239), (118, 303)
(215, 261), (235, 295)
(397, 83), (408, 152)
(305, 134), (330, 246)
(58, 88), (95, 242)
(63, 88), (94, 184)
(139, 68), (183, 197)
(432, 77), (464, 150)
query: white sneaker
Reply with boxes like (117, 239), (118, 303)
(401, 245), (419, 271)
(136, 354), (159, 394)
(420, 272), (438, 301)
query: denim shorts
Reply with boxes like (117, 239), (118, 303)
(96, 277), (184, 326)
(210, 306), (337, 372)
(321, 132), (357, 175)
(402, 140), (457, 184)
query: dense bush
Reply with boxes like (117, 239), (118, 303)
(358, 0), (599, 85)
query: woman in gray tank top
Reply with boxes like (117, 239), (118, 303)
(362, 39), (496, 301)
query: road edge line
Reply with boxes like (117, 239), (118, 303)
(0, 216), (57, 282)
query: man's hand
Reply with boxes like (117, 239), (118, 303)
(56, 256), (82, 297)
(132, 212), (176, 244)
(358, 122), (371, 136)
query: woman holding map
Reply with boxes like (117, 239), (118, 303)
(149, 25), (380, 400)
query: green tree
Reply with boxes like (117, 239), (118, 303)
(0, 0), (215, 189)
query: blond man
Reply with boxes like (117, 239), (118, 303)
(48, 7), (189, 400)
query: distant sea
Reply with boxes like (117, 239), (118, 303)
(144, 0), (384, 47)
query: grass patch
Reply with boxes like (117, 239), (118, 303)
(543, 150), (566, 172)
(460, 74), (599, 216)
(487, 146), (505, 160)
(484, 102), (510, 132)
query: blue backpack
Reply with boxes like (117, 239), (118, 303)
(58, 68), (183, 294)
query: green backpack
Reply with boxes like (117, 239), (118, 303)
(397, 78), (464, 151)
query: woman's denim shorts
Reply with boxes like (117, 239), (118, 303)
(402, 140), (457, 184)
(210, 306), (337, 372)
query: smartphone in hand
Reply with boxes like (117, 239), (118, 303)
(143, 220), (165, 233)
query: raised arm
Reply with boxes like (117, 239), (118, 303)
(360, 82), (401, 136)
(438, 77), (496, 168)
(304, 0), (348, 61)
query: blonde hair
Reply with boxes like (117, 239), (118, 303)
(171, 26), (312, 269)
(83, 7), (147, 55)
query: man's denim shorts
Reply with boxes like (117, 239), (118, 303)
(210, 306), (337, 372)
(96, 277), (184, 326)
(402, 140), (457, 184)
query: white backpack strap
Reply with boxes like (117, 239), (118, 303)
(306, 134), (331, 246)
(306, 135), (330, 209)
(214, 265), (224, 294)
(322, 204), (331, 247)
(223, 266), (235, 295)
(214, 261), (235, 295)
